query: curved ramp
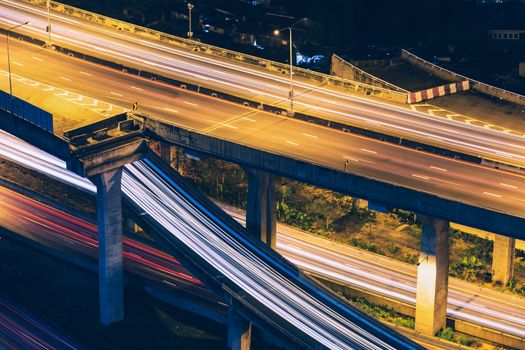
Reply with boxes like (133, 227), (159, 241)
(122, 157), (423, 350)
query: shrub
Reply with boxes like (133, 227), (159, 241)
(437, 327), (455, 341)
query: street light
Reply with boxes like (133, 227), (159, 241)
(274, 17), (307, 114)
(7, 21), (30, 98)
(187, 3), (194, 39)
(46, 0), (52, 47)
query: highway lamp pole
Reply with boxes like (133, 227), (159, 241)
(274, 17), (307, 115)
(187, 3), (194, 39)
(46, 0), (52, 47)
(6, 21), (30, 98)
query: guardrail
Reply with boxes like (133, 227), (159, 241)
(20, 0), (408, 103)
(401, 49), (525, 107)
(331, 54), (408, 93)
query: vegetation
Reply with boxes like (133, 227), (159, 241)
(177, 153), (525, 289)
(339, 295), (415, 330)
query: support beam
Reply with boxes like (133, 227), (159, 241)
(123, 216), (141, 234)
(245, 168), (276, 249)
(415, 215), (449, 336)
(492, 234), (515, 286)
(227, 306), (252, 350)
(92, 168), (124, 326)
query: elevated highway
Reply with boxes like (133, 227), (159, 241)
(1, 0), (525, 168)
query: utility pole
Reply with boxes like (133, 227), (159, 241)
(187, 3), (194, 39)
(46, 0), (52, 47)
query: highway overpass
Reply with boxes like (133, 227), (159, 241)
(0, 0), (524, 340)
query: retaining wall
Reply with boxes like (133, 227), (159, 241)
(331, 54), (407, 93)
(401, 49), (525, 107)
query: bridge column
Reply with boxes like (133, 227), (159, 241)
(227, 305), (252, 350)
(92, 168), (124, 326)
(245, 168), (276, 249)
(415, 215), (449, 336)
(492, 234), (515, 285)
(159, 142), (172, 166)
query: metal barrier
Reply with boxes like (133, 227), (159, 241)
(0, 90), (53, 132)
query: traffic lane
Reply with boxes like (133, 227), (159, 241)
(0, 296), (79, 350)
(208, 111), (525, 216)
(284, 248), (525, 338)
(3, 1), (525, 166)
(2, 37), (523, 219)
(280, 235), (525, 333)
(0, 186), (212, 299)
(0, 38), (251, 131)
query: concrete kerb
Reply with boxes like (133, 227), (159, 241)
(21, 0), (407, 103)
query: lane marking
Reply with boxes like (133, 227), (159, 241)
(286, 140), (299, 146)
(242, 117), (256, 122)
(360, 148), (377, 154)
(412, 174), (430, 180)
(483, 192), (502, 198)
(430, 166), (447, 172)
(184, 101), (198, 107)
(31, 56), (43, 62)
(11, 61), (23, 66)
(110, 91), (123, 97)
(163, 107), (178, 113)
(59, 76), (71, 82)
(222, 124), (237, 129)
(130, 86), (144, 91)
(500, 183), (517, 189)
(79, 71), (93, 77)
(302, 133), (318, 139)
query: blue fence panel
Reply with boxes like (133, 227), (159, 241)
(0, 90), (54, 133)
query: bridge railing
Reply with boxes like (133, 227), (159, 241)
(401, 49), (525, 106)
(21, 0), (407, 103)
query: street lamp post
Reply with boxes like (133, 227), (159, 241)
(187, 3), (194, 39)
(46, 0), (52, 47)
(274, 17), (307, 115)
(6, 21), (30, 98)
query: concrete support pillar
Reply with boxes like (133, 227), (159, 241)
(92, 168), (124, 326)
(159, 142), (172, 166)
(245, 168), (276, 249)
(227, 306), (252, 350)
(415, 215), (449, 336)
(492, 234), (515, 286)
(352, 198), (368, 211)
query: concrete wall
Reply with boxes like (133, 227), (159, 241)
(401, 49), (525, 107)
(144, 118), (525, 241)
(21, 0), (407, 103)
(331, 54), (408, 93)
